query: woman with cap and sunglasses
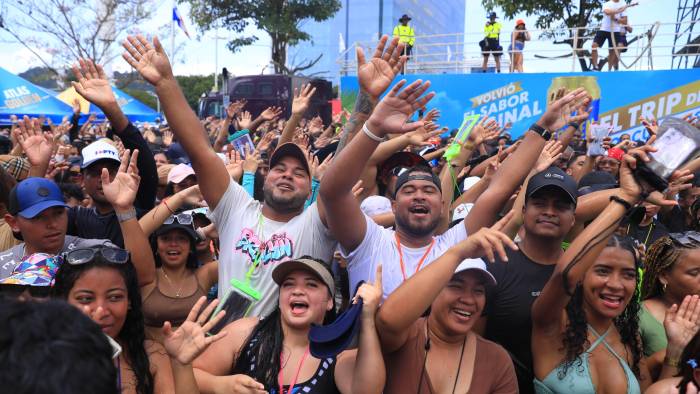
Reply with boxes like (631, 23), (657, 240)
(377, 212), (519, 394)
(141, 211), (219, 343)
(509, 19), (530, 73)
(52, 243), (229, 394)
(192, 256), (385, 394)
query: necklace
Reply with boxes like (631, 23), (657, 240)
(278, 347), (310, 394)
(396, 233), (435, 281)
(418, 322), (467, 394)
(162, 270), (184, 298)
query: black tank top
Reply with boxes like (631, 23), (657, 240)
(232, 335), (340, 394)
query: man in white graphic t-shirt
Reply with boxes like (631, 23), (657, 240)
(320, 55), (589, 299)
(591, 0), (638, 70)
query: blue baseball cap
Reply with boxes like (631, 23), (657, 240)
(308, 281), (364, 359)
(8, 177), (68, 219)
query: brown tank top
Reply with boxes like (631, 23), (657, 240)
(142, 273), (207, 327)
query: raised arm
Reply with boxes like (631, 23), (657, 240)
(531, 148), (647, 333)
(466, 88), (591, 234)
(122, 35), (230, 209)
(138, 185), (204, 236)
(278, 84), (316, 146)
(377, 213), (517, 352)
(319, 35), (409, 251)
(13, 116), (56, 178)
(102, 149), (156, 287)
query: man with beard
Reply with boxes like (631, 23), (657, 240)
(320, 68), (591, 297)
(120, 34), (337, 317)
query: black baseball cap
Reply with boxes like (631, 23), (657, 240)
(577, 170), (618, 196)
(394, 166), (442, 198)
(379, 151), (430, 181)
(526, 166), (578, 206)
(269, 143), (311, 179)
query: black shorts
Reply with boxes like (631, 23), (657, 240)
(593, 30), (624, 48)
(481, 37), (502, 56)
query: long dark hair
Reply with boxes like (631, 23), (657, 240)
(52, 258), (154, 394)
(560, 235), (643, 379)
(150, 227), (199, 270)
(677, 331), (700, 393)
(232, 256), (337, 388)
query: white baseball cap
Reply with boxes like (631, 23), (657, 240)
(454, 258), (497, 285)
(360, 195), (392, 217)
(81, 140), (121, 169)
(462, 176), (481, 192)
(452, 203), (474, 222)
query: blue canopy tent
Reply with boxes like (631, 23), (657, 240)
(113, 87), (159, 123)
(0, 67), (73, 125)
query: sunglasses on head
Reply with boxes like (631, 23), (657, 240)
(391, 167), (409, 177)
(164, 213), (194, 226)
(0, 284), (51, 298)
(669, 232), (700, 247)
(63, 245), (130, 266)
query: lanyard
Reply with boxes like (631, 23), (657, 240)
(395, 233), (435, 281)
(278, 347), (310, 394)
(627, 222), (655, 247)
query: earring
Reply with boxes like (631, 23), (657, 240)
(662, 282), (667, 293)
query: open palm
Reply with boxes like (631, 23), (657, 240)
(369, 79), (434, 135)
(357, 35), (406, 99)
(102, 150), (140, 210)
(122, 35), (173, 87)
(72, 59), (116, 108)
(163, 296), (227, 365)
(15, 117), (54, 167)
(664, 294), (700, 349)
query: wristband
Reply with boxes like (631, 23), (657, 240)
(529, 123), (552, 141)
(362, 123), (387, 142)
(116, 208), (137, 223)
(609, 195), (633, 211)
(664, 356), (680, 368)
(162, 198), (175, 214)
(567, 121), (580, 130)
(463, 141), (476, 151)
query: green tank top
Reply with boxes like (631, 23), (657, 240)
(639, 303), (667, 357)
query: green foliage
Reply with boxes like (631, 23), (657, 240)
(481, 0), (608, 31)
(121, 88), (158, 110)
(175, 75), (215, 110)
(183, 0), (341, 74)
(18, 67), (60, 90)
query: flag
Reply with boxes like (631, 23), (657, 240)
(172, 6), (190, 38)
(338, 33), (346, 53)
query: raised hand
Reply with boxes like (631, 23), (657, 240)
(422, 108), (441, 123)
(225, 150), (244, 181)
(102, 149), (140, 211)
(180, 185), (206, 207)
(664, 294), (700, 351)
(260, 106), (282, 122)
(406, 122), (441, 147)
(122, 35), (173, 87)
(454, 210), (518, 263)
(256, 132), (275, 152)
(163, 296), (228, 365)
(354, 264), (383, 317)
(357, 35), (407, 99)
(469, 117), (501, 145)
(618, 143), (657, 203)
(14, 116), (55, 167)
(538, 88), (590, 131)
(682, 113), (699, 128)
(292, 84), (316, 116)
(312, 153), (334, 181)
(366, 79), (435, 136)
(241, 146), (261, 173)
(238, 111), (253, 130)
(535, 140), (564, 173)
(162, 129), (174, 147)
(640, 116), (659, 136)
(566, 97), (592, 124)
(352, 179), (365, 200)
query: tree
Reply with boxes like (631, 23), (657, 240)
(1, 0), (153, 76)
(184, 0), (341, 74)
(175, 75), (215, 110)
(482, 0), (632, 71)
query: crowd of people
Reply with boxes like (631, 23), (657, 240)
(2, 32), (700, 394)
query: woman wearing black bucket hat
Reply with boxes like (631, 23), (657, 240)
(192, 257), (385, 394)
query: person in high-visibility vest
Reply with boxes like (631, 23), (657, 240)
(480, 12), (503, 73)
(393, 14), (415, 58)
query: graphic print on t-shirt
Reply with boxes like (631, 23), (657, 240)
(235, 228), (294, 266)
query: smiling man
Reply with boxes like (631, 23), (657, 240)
(479, 165), (578, 394)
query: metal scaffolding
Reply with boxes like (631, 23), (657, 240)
(672, 0), (700, 68)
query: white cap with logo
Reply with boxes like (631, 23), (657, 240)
(454, 258), (497, 285)
(81, 140), (121, 169)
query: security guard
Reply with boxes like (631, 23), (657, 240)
(393, 14), (415, 58)
(481, 12), (503, 72)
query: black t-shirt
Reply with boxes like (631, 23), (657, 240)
(67, 207), (147, 248)
(626, 219), (669, 249)
(485, 247), (556, 394)
(659, 205), (687, 233)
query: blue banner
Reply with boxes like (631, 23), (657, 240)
(341, 69), (700, 143)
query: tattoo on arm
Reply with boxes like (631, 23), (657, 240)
(335, 90), (375, 154)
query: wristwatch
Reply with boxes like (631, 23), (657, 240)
(116, 208), (137, 223)
(529, 123), (552, 141)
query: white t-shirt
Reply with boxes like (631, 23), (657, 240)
(601, 1), (626, 32)
(341, 215), (468, 299)
(211, 180), (337, 317)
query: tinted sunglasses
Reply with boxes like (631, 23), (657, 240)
(0, 284), (51, 298)
(63, 246), (130, 266)
(390, 167), (408, 177)
(164, 213), (194, 226)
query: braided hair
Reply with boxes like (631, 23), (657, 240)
(641, 236), (698, 300)
(560, 235), (643, 379)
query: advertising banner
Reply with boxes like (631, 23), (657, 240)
(341, 69), (700, 143)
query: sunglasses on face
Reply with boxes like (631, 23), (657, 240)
(63, 246), (129, 266)
(0, 284), (51, 298)
(164, 213), (194, 226)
